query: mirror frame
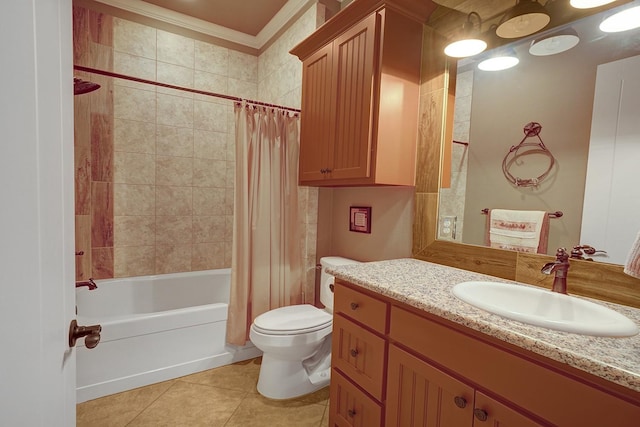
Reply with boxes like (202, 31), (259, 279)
(411, 26), (640, 308)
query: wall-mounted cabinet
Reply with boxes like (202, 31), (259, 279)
(291, 2), (428, 186)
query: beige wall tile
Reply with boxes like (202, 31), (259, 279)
(194, 41), (228, 75)
(225, 161), (235, 188)
(114, 215), (155, 246)
(114, 118), (156, 154)
(194, 129), (227, 160)
(114, 51), (156, 85)
(113, 18), (156, 59)
(194, 100), (228, 132)
(224, 188), (234, 216)
(157, 61), (194, 98)
(193, 215), (226, 243)
(155, 244), (193, 274)
(193, 158), (226, 187)
(157, 30), (194, 68)
(193, 187), (225, 216)
(229, 50), (258, 83)
(156, 125), (194, 157)
(156, 216), (193, 245)
(156, 155), (193, 186)
(157, 93), (194, 128)
(192, 242), (225, 270)
(114, 245), (155, 277)
(228, 78), (258, 100)
(156, 186), (193, 216)
(114, 85), (156, 122)
(114, 183), (155, 216)
(194, 70), (228, 96)
(114, 151), (155, 184)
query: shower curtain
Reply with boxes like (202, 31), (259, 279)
(226, 102), (304, 346)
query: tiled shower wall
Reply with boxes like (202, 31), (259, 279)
(73, 3), (322, 302)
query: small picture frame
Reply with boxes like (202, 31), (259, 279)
(349, 206), (372, 234)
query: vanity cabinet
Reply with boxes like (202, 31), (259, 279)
(330, 279), (640, 427)
(291, 5), (423, 186)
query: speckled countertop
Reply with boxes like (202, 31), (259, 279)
(327, 258), (640, 393)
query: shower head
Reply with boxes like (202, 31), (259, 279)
(74, 77), (101, 95)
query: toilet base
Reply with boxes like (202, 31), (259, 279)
(256, 354), (330, 399)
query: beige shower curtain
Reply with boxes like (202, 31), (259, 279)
(226, 102), (304, 346)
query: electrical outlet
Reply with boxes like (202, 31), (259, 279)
(439, 216), (457, 239)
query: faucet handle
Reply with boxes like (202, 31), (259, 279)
(571, 245), (607, 260)
(555, 247), (569, 261)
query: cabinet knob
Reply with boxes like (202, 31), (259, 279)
(453, 396), (467, 408)
(350, 302), (359, 310)
(473, 408), (488, 422)
(350, 348), (359, 357)
(320, 168), (326, 173)
(347, 409), (356, 417)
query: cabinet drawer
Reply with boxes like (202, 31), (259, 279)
(333, 314), (387, 400)
(330, 369), (382, 427)
(334, 282), (388, 334)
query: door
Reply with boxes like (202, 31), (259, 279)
(0, 0), (76, 425)
(386, 345), (474, 427)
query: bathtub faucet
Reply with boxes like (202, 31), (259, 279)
(541, 248), (570, 294)
(76, 278), (97, 290)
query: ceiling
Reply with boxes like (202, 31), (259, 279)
(141, 0), (289, 36)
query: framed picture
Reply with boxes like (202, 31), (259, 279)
(349, 206), (372, 234)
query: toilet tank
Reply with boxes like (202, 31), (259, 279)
(319, 256), (359, 312)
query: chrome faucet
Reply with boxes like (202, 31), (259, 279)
(541, 248), (570, 294)
(76, 278), (97, 290)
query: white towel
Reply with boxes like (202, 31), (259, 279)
(486, 209), (549, 254)
(624, 231), (640, 279)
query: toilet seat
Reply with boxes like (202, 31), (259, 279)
(252, 304), (332, 335)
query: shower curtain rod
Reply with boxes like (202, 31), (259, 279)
(73, 65), (301, 113)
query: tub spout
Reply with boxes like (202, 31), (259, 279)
(76, 278), (97, 290)
(541, 248), (570, 294)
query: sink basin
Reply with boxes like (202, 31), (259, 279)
(452, 281), (639, 337)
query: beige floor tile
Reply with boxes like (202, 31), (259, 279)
(291, 386), (330, 406)
(321, 405), (330, 426)
(225, 394), (326, 427)
(179, 357), (262, 393)
(127, 380), (246, 426)
(76, 379), (175, 427)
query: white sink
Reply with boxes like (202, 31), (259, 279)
(452, 281), (639, 337)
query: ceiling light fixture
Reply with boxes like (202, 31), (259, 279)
(478, 54), (520, 71)
(496, 0), (551, 39)
(599, 5), (640, 32)
(444, 12), (487, 58)
(529, 28), (580, 56)
(569, 0), (617, 9)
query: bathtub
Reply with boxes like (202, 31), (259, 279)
(75, 269), (261, 402)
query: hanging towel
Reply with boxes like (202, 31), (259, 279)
(624, 231), (640, 279)
(485, 209), (550, 254)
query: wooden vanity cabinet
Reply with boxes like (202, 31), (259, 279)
(330, 279), (640, 427)
(292, 6), (423, 186)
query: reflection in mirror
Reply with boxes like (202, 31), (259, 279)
(438, 1), (640, 264)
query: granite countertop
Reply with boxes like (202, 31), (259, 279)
(327, 258), (640, 393)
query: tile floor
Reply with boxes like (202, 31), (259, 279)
(77, 358), (330, 426)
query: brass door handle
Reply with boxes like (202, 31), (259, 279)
(69, 319), (102, 349)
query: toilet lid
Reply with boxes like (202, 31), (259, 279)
(253, 304), (332, 335)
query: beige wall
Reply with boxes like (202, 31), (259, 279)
(317, 187), (414, 263)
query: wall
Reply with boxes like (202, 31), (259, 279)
(74, 2), (323, 300)
(317, 187), (414, 263)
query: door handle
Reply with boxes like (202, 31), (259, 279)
(69, 319), (102, 349)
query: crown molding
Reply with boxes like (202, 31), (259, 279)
(95, 0), (313, 49)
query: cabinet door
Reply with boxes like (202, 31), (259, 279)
(330, 12), (378, 180)
(473, 391), (544, 427)
(330, 369), (382, 427)
(299, 42), (334, 182)
(386, 344), (474, 427)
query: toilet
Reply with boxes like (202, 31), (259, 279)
(249, 256), (359, 399)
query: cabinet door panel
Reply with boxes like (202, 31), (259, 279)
(473, 391), (544, 427)
(330, 12), (377, 180)
(330, 369), (382, 427)
(334, 282), (389, 334)
(386, 344), (474, 427)
(299, 43), (334, 182)
(333, 314), (386, 400)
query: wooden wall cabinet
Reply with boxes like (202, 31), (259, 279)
(330, 279), (640, 427)
(291, 6), (423, 186)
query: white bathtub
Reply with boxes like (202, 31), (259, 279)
(75, 269), (261, 402)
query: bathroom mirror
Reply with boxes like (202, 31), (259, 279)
(435, 1), (640, 264)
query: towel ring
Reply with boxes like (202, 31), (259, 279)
(502, 122), (556, 188)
